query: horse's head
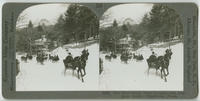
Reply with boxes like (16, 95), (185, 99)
(164, 53), (171, 61)
(165, 49), (172, 58)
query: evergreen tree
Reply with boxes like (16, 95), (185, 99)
(28, 20), (33, 28)
(113, 19), (118, 27)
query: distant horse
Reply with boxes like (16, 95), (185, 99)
(105, 55), (112, 61)
(110, 53), (117, 59)
(36, 56), (45, 64)
(49, 55), (59, 62)
(26, 54), (33, 60)
(36, 54), (47, 64)
(120, 54), (128, 64)
(120, 52), (132, 63)
(49, 54), (53, 60)
(21, 56), (28, 62)
(105, 52), (117, 61)
(133, 54), (144, 61)
(53, 55), (59, 61)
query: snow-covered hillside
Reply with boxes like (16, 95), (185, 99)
(99, 42), (183, 91)
(16, 42), (99, 91)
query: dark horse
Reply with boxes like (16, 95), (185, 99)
(147, 49), (172, 82)
(63, 56), (86, 82)
(105, 55), (112, 61)
(49, 54), (59, 62)
(105, 52), (117, 61)
(21, 55), (28, 62)
(36, 53), (48, 64)
(133, 53), (144, 61)
(120, 54), (128, 63)
(26, 54), (33, 60)
(120, 52), (132, 63)
(110, 53), (117, 59)
(81, 49), (89, 61)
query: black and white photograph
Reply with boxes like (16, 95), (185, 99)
(15, 4), (99, 91)
(15, 3), (184, 91)
(99, 4), (184, 91)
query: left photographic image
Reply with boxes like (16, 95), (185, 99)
(15, 4), (100, 91)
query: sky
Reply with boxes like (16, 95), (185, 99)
(16, 4), (70, 28)
(100, 4), (153, 27)
(16, 3), (153, 29)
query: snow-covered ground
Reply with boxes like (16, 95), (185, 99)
(16, 40), (183, 91)
(99, 42), (183, 91)
(16, 42), (99, 91)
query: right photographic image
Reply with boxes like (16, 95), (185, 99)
(99, 4), (184, 91)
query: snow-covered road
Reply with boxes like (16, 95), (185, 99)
(99, 42), (183, 91)
(16, 43), (99, 91)
(16, 41), (183, 91)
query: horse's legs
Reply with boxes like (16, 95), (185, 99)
(77, 69), (80, 79)
(166, 68), (169, 76)
(81, 77), (84, 82)
(82, 69), (86, 76)
(80, 69), (84, 82)
(161, 69), (163, 79)
(163, 69), (167, 82)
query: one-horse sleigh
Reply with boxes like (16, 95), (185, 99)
(146, 49), (173, 82)
(63, 50), (89, 82)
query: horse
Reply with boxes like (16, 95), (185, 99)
(76, 56), (87, 80)
(36, 53), (47, 64)
(49, 54), (54, 60)
(81, 50), (89, 61)
(36, 56), (45, 64)
(54, 55), (59, 61)
(26, 54), (33, 60)
(165, 49), (173, 59)
(161, 50), (173, 76)
(120, 52), (132, 63)
(133, 54), (144, 61)
(159, 54), (171, 82)
(21, 55), (28, 62)
(105, 55), (112, 61)
(50, 55), (59, 62)
(110, 53), (117, 59)
(120, 54), (129, 64)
